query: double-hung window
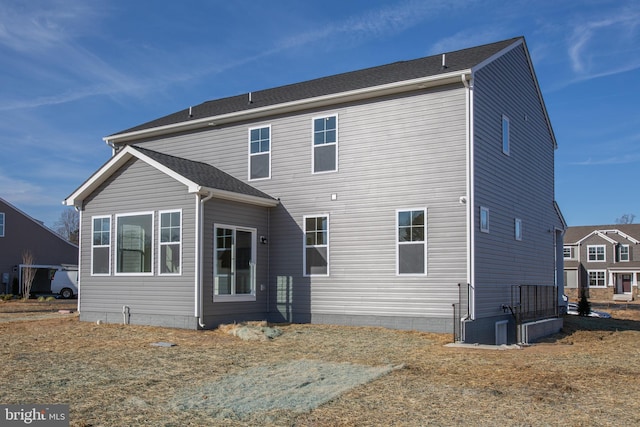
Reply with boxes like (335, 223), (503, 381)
(312, 115), (337, 173)
(588, 270), (606, 287)
(0, 212), (4, 237)
(304, 215), (329, 276)
(397, 209), (426, 275)
(92, 216), (111, 275)
(159, 210), (181, 275)
(563, 246), (575, 259)
(214, 225), (256, 300)
(587, 245), (605, 262)
(116, 212), (153, 275)
(249, 125), (271, 180)
(502, 115), (510, 155)
(618, 244), (630, 262)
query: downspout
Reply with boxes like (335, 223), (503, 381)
(104, 139), (118, 156)
(75, 205), (82, 315)
(195, 191), (214, 328)
(462, 73), (475, 325)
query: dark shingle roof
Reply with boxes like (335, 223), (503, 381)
(114, 37), (521, 136)
(132, 146), (276, 202)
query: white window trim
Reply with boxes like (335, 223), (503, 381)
(115, 211), (154, 276)
(0, 212), (4, 237)
(515, 218), (522, 241)
(619, 244), (630, 262)
(213, 223), (257, 302)
(248, 124), (272, 181)
(502, 115), (510, 155)
(480, 206), (489, 233)
(311, 114), (338, 174)
(588, 270), (607, 288)
(158, 209), (182, 276)
(587, 244), (606, 262)
(563, 246), (575, 260)
(303, 214), (330, 277)
(91, 215), (111, 276)
(396, 208), (427, 276)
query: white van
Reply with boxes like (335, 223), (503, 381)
(50, 268), (78, 299)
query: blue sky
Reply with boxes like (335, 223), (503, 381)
(1, 0), (639, 229)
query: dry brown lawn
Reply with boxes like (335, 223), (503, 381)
(1, 299), (639, 426)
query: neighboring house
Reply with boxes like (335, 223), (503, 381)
(64, 36), (565, 344)
(563, 225), (640, 302)
(0, 197), (79, 295)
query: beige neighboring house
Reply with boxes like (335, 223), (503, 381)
(563, 224), (640, 302)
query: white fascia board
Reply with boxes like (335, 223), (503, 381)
(63, 146), (200, 206)
(104, 70), (471, 144)
(574, 230), (618, 245)
(600, 229), (640, 245)
(200, 187), (279, 208)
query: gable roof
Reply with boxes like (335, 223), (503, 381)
(105, 37), (526, 144)
(64, 146), (278, 208)
(564, 224), (640, 245)
(0, 197), (78, 248)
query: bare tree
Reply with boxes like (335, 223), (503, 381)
(616, 214), (636, 224)
(54, 208), (79, 245)
(21, 250), (37, 300)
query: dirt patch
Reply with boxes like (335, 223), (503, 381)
(0, 301), (639, 426)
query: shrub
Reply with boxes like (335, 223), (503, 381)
(577, 292), (591, 316)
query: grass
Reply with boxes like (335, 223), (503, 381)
(1, 300), (639, 426)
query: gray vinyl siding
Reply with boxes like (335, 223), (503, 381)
(200, 198), (270, 324)
(79, 158), (197, 324)
(472, 44), (561, 318)
(134, 85), (469, 326)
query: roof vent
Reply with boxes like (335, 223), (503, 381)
(248, 92), (253, 104)
(441, 54), (447, 69)
(188, 106), (193, 118)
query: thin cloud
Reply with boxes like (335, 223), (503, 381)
(570, 153), (640, 166)
(567, 7), (640, 77)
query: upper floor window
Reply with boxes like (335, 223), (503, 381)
(515, 218), (522, 241)
(92, 216), (111, 275)
(159, 210), (181, 275)
(587, 245), (605, 262)
(0, 212), (4, 237)
(304, 215), (329, 276)
(480, 207), (489, 233)
(563, 246), (575, 259)
(313, 115), (338, 173)
(249, 125), (271, 180)
(618, 244), (630, 262)
(588, 270), (606, 287)
(502, 115), (510, 155)
(116, 212), (153, 275)
(397, 209), (426, 275)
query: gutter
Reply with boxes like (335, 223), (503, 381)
(104, 70), (471, 145)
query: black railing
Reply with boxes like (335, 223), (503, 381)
(511, 284), (558, 323)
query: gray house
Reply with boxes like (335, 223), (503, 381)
(65, 37), (565, 344)
(564, 224), (640, 302)
(0, 197), (78, 295)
